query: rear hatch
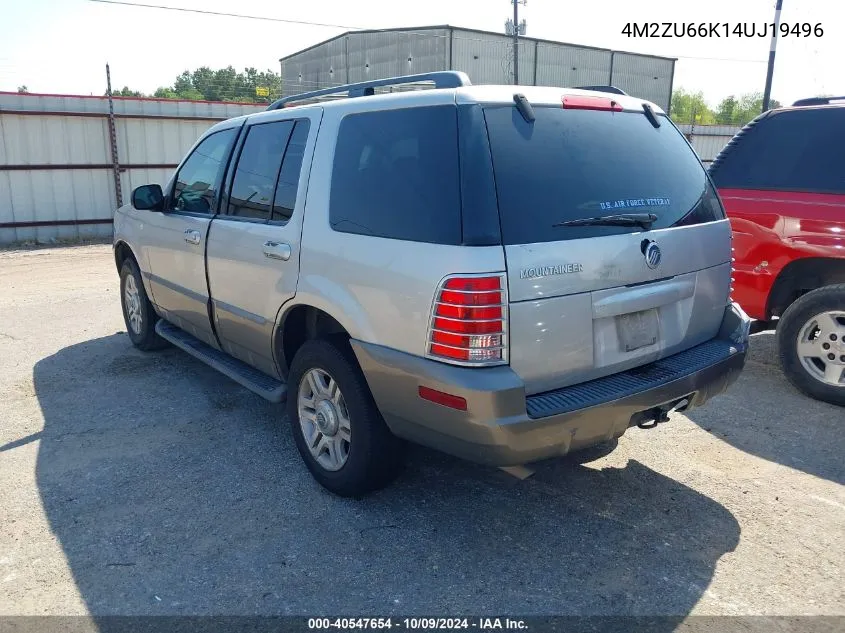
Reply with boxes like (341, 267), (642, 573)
(482, 97), (731, 394)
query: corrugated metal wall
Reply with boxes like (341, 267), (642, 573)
(1, 112), (113, 242)
(347, 29), (450, 84)
(451, 29), (534, 86)
(282, 36), (348, 94)
(0, 93), (263, 244)
(279, 27), (675, 111)
(282, 29), (451, 95)
(677, 124), (739, 164)
(535, 44), (613, 89)
(610, 52), (675, 113)
(0, 92), (261, 119)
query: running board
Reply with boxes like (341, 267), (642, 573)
(155, 320), (287, 403)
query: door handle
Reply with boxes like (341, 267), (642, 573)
(184, 229), (201, 245)
(263, 241), (292, 261)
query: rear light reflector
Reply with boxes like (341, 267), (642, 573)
(427, 274), (508, 366)
(439, 290), (501, 305)
(562, 95), (623, 112)
(432, 331), (503, 349)
(429, 343), (503, 363)
(418, 386), (467, 411)
(433, 316), (502, 334)
(436, 304), (503, 320)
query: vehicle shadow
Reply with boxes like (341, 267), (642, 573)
(31, 333), (740, 619)
(684, 330), (844, 485)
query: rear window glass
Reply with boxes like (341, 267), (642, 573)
(483, 106), (715, 244)
(329, 106), (461, 244)
(709, 108), (845, 194)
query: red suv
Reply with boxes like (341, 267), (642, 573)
(709, 97), (845, 406)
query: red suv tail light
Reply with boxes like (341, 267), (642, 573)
(427, 274), (508, 366)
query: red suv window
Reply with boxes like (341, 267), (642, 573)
(709, 107), (845, 195)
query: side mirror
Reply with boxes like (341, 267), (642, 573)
(131, 184), (164, 211)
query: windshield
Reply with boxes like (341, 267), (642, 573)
(483, 105), (719, 244)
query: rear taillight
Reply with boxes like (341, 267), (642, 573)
(427, 274), (508, 366)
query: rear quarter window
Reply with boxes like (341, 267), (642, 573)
(709, 108), (845, 195)
(329, 106), (462, 245)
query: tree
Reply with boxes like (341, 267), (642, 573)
(670, 88), (716, 125)
(17, 85), (28, 93)
(114, 86), (145, 97)
(94, 66), (282, 103)
(173, 71), (193, 94)
(153, 86), (177, 99)
(715, 92), (783, 126)
(716, 95), (739, 125)
(149, 66), (281, 103)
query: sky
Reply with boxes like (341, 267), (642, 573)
(0, 0), (841, 108)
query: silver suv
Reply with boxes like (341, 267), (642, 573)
(114, 72), (750, 496)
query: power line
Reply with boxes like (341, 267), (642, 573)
(675, 56), (767, 64)
(87, 0), (360, 30)
(87, 0), (768, 64)
(85, 1), (513, 45)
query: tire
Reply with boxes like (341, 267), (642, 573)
(777, 284), (845, 406)
(119, 258), (167, 351)
(286, 338), (406, 497)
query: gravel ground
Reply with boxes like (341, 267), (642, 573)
(0, 244), (842, 618)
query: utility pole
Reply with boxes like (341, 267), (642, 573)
(506, 1), (526, 85)
(512, 0), (519, 84)
(762, 0), (784, 112)
(105, 63), (123, 208)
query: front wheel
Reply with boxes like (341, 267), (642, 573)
(777, 284), (845, 406)
(120, 259), (167, 351)
(286, 338), (406, 496)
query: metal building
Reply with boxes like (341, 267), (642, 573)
(279, 25), (676, 112)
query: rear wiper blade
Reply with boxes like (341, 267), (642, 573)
(553, 213), (658, 229)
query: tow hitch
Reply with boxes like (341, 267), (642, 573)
(635, 397), (690, 429)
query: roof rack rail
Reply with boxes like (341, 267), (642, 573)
(792, 96), (845, 107)
(571, 85), (628, 96)
(266, 71), (472, 110)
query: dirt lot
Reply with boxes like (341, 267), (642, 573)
(0, 244), (842, 618)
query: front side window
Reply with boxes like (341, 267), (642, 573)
(227, 121), (294, 220)
(172, 128), (237, 214)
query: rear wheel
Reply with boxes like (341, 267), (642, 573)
(777, 285), (845, 406)
(286, 338), (406, 496)
(120, 259), (167, 351)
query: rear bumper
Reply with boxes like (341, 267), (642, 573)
(352, 303), (751, 467)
